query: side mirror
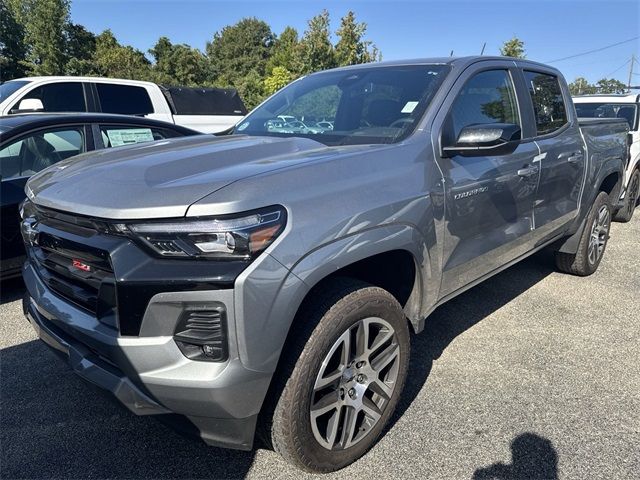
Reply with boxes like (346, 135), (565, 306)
(442, 123), (521, 157)
(14, 98), (44, 113)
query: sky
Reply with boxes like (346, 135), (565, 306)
(70, 0), (640, 85)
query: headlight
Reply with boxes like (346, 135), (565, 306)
(119, 206), (286, 260)
(19, 199), (35, 220)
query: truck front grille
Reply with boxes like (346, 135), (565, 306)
(29, 218), (118, 329)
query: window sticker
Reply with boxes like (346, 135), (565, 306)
(106, 128), (155, 147)
(401, 101), (419, 114)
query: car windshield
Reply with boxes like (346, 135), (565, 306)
(575, 102), (638, 129)
(236, 64), (450, 146)
(0, 80), (29, 102)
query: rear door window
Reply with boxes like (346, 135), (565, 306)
(99, 125), (181, 148)
(96, 84), (154, 115)
(523, 71), (568, 135)
(0, 127), (85, 179)
(13, 82), (86, 113)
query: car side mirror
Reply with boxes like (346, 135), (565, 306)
(13, 98), (44, 113)
(442, 123), (521, 157)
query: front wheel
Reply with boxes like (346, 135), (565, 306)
(556, 191), (612, 276)
(614, 169), (639, 223)
(269, 279), (410, 472)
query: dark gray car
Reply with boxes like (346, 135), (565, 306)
(20, 57), (627, 472)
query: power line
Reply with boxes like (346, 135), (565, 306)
(604, 59), (631, 78)
(546, 36), (639, 63)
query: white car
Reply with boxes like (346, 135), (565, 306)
(0, 76), (247, 134)
(574, 93), (639, 221)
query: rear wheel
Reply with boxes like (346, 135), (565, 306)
(614, 169), (639, 223)
(269, 279), (410, 472)
(556, 191), (611, 276)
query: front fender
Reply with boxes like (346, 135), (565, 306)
(234, 223), (433, 374)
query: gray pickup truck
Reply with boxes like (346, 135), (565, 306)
(20, 57), (628, 472)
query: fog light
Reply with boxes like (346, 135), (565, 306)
(173, 307), (228, 362)
(202, 344), (219, 357)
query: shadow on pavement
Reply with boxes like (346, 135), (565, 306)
(0, 276), (25, 305)
(388, 248), (556, 430)
(473, 432), (559, 479)
(0, 340), (256, 479)
(1, 250), (556, 479)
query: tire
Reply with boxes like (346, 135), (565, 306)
(269, 278), (410, 473)
(614, 169), (639, 223)
(555, 191), (612, 276)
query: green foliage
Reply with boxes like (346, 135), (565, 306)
(264, 66), (293, 95)
(500, 37), (526, 59)
(335, 11), (379, 66)
(64, 23), (96, 75)
(267, 26), (304, 77)
(206, 17), (274, 107)
(149, 37), (208, 86)
(568, 77), (597, 95)
(300, 10), (336, 74)
(0, 0), (27, 79)
(92, 30), (151, 80)
(568, 77), (628, 95)
(19, 0), (70, 75)
(595, 78), (627, 94)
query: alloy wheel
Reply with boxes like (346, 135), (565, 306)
(309, 317), (401, 450)
(587, 204), (610, 265)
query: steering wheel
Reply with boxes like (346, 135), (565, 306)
(389, 118), (414, 129)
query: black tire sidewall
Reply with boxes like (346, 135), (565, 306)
(617, 169), (639, 222)
(278, 285), (410, 472)
(579, 191), (611, 274)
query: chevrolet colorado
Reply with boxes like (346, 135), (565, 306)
(20, 57), (628, 472)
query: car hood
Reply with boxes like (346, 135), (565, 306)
(27, 135), (361, 219)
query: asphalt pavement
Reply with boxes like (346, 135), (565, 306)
(1, 215), (638, 479)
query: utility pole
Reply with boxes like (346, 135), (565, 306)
(628, 54), (636, 92)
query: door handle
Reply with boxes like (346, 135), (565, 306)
(567, 153), (584, 164)
(517, 166), (539, 177)
(558, 151), (584, 163)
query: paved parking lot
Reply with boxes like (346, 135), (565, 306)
(1, 215), (638, 479)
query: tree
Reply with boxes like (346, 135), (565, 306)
(206, 18), (274, 81)
(267, 26), (304, 77)
(568, 77), (597, 95)
(92, 30), (152, 80)
(500, 36), (526, 58)
(149, 36), (208, 86)
(595, 78), (627, 94)
(64, 22), (96, 75)
(0, 0), (27, 79)
(206, 18), (274, 107)
(568, 77), (627, 95)
(300, 10), (336, 73)
(264, 66), (293, 95)
(15, 0), (70, 75)
(335, 11), (379, 66)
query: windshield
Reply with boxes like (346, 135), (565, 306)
(237, 64), (450, 146)
(575, 102), (638, 129)
(0, 80), (30, 102)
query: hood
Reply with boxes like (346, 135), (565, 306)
(27, 134), (351, 219)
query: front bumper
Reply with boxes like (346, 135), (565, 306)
(23, 262), (271, 450)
